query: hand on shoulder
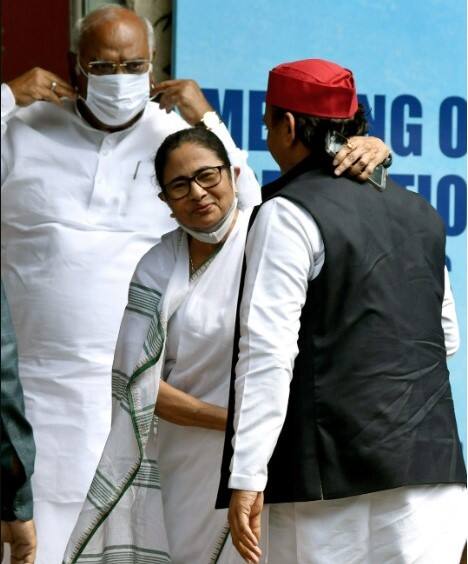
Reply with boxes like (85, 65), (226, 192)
(333, 135), (390, 180)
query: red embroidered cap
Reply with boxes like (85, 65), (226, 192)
(266, 58), (358, 119)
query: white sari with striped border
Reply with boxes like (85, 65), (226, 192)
(63, 211), (251, 564)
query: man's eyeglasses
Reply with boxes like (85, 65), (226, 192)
(84, 59), (151, 75)
(163, 165), (228, 200)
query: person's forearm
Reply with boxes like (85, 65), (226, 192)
(155, 380), (227, 431)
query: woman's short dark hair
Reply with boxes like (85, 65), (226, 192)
(271, 102), (369, 160)
(154, 126), (231, 189)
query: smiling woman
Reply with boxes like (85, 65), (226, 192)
(155, 127), (240, 271)
(63, 127), (258, 564)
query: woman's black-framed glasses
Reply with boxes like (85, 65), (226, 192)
(163, 165), (228, 200)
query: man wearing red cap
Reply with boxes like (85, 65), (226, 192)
(217, 59), (466, 563)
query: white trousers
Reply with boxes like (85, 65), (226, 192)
(264, 485), (466, 564)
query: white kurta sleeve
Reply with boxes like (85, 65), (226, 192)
(1, 83), (17, 184)
(442, 266), (460, 356)
(1, 83), (16, 126)
(229, 197), (324, 492)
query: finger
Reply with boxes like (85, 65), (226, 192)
(349, 152), (371, 177)
(157, 89), (179, 112)
(42, 76), (75, 100)
(352, 136), (390, 168)
(236, 539), (261, 563)
(55, 82), (76, 99)
(357, 152), (381, 180)
(357, 135), (389, 160)
(345, 145), (368, 166)
(35, 86), (64, 106)
(333, 144), (366, 176)
(357, 161), (377, 181)
(153, 79), (183, 92)
(333, 145), (352, 167)
(336, 143), (379, 175)
(158, 98), (176, 113)
(230, 510), (259, 553)
(45, 74), (74, 93)
(53, 83), (76, 100)
(334, 144), (368, 175)
(333, 152), (355, 176)
(238, 524), (260, 554)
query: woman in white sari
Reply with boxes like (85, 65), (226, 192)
(64, 127), (257, 564)
(64, 127), (392, 564)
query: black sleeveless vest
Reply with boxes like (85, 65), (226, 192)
(217, 156), (466, 508)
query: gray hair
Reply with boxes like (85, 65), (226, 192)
(71, 4), (155, 54)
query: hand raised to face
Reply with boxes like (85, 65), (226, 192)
(153, 79), (212, 125)
(7, 67), (76, 107)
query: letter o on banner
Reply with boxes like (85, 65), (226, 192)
(439, 97), (467, 158)
(437, 175), (467, 236)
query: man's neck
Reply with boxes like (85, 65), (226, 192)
(279, 146), (312, 175)
(76, 98), (144, 133)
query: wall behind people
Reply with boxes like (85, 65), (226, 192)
(1, 0), (69, 81)
(174, 0), (467, 458)
(0, 1), (172, 83)
(130, 0), (172, 82)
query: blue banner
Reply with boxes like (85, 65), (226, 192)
(174, 0), (467, 456)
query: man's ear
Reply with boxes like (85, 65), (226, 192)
(158, 191), (166, 202)
(283, 112), (297, 146)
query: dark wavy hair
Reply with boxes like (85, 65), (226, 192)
(271, 102), (369, 160)
(154, 126), (231, 190)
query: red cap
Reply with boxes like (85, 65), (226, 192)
(266, 58), (358, 119)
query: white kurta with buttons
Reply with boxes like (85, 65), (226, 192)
(0, 82), (260, 563)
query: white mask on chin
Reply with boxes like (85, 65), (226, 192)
(78, 62), (150, 127)
(176, 167), (239, 244)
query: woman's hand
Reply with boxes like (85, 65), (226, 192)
(333, 136), (390, 181)
(155, 380), (227, 431)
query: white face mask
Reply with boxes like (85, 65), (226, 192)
(78, 63), (150, 127)
(177, 195), (238, 244)
(176, 167), (239, 244)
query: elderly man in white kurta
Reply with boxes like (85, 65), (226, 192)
(0, 6), (260, 563)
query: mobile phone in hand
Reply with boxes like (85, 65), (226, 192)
(325, 131), (387, 192)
